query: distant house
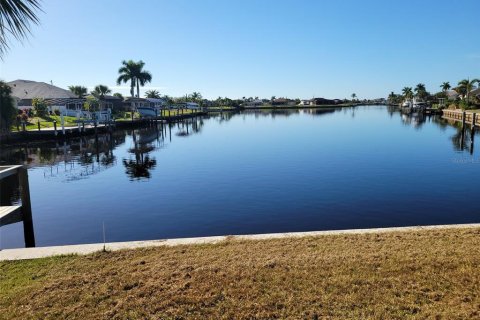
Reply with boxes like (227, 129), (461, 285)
(446, 90), (459, 101)
(310, 97), (341, 106)
(244, 99), (263, 107)
(87, 94), (124, 111)
(145, 98), (166, 109)
(271, 98), (288, 106)
(201, 99), (214, 107)
(271, 98), (296, 106)
(124, 97), (149, 110)
(470, 88), (480, 100)
(299, 100), (311, 106)
(7, 79), (78, 110)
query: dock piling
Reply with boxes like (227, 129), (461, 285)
(18, 167), (35, 247)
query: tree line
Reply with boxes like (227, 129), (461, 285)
(388, 79), (480, 108)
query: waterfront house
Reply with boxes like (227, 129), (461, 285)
(87, 94), (124, 111)
(271, 98), (288, 106)
(470, 88), (480, 101)
(446, 90), (459, 101)
(299, 100), (311, 106)
(145, 98), (166, 109)
(124, 97), (149, 111)
(244, 99), (263, 107)
(310, 97), (341, 105)
(201, 99), (214, 108)
(7, 79), (79, 111)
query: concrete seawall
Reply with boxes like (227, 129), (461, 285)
(1, 223), (479, 261)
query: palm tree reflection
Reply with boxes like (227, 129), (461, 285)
(123, 131), (157, 180)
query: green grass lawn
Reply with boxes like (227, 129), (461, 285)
(10, 115), (79, 132)
(10, 110), (206, 130)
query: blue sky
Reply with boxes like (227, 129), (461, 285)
(1, 0), (479, 99)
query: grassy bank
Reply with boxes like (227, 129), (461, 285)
(1, 227), (480, 319)
(10, 115), (79, 131)
(10, 110), (206, 130)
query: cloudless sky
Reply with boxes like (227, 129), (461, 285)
(1, 0), (479, 99)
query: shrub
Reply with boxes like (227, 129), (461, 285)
(32, 98), (49, 117)
(0, 81), (16, 132)
(84, 97), (99, 112)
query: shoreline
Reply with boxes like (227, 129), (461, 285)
(2, 224), (480, 318)
(243, 103), (363, 110)
(0, 111), (209, 145)
(0, 105), (368, 145)
(2, 222), (479, 261)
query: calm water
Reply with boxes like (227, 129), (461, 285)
(1, 106), (479, 249)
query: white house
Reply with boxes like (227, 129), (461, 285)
(8, 79), (78, 111)
(145, 98), (166, 108)
(244, 99), (263, 107)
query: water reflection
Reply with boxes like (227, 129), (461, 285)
(401, 113), (426, 128)
(0, 174), (20, 206)
(245, 107), (350, 119)
(391, 107), (477, 154)
(123, 129), (159, 180)
(1, 109), (476, 182)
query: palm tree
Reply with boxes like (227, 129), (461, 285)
(91, 84), (111, 98)
(117, 60), (152, 98)
(190, 92), (202, 102)
(91, 85), (111, 111)
(113, 92), (124, 100)
(0, 0), (42, 58)
(117, 60), (136, 97)
(135, 64), (152, 98)
(163, 95), (174, 105)
(440, 82), (451, 92)
(414, 83), (426, 98)
(457, 79), (480, 104)
(402, 87), (413, 99)
(68, 85), (88, 98)
(388, 92), (396, 103)
(351, 93), (357, 101)
(145, 90), (161, 99)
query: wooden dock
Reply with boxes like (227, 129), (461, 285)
(0, 165), (35, 247)
(442, 110), (480, 127)
(424, 108), (443, 115)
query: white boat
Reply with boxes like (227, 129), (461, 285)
(412, 98), (426, 110)
(137, 98), (165, 118)
(137, 106), (161, 117)
(401, 100), (411, 108)
(176, 102), (200, 110)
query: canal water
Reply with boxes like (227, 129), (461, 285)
(1, 106), (479, 249)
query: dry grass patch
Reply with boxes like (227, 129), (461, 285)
(1, 228), (480, 319)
